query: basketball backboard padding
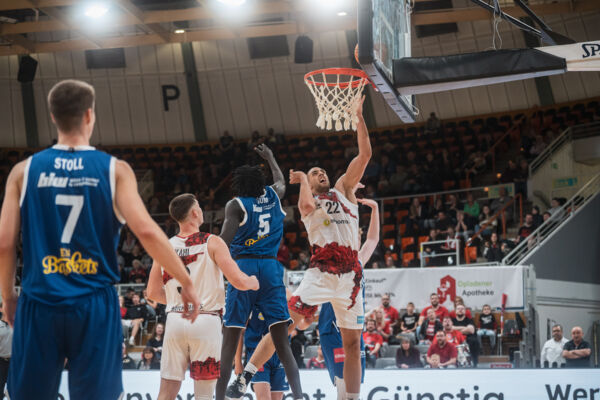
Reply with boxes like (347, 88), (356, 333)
(393, 49), (566, 96)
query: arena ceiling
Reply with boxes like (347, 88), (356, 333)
(0, 0), (596, 56)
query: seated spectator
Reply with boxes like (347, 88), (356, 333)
(425, 112), (441, 136)
(374, 309), (391, 342)
(277, 238), (290, 267)
(449, 296), (472, 319)
(119, 296), (127, 319)
(562, 326), (591, 368)
(121, 230), (137, 255)
(427, 331), (457, 368)
(531, 206), (543, 229)
(483, 232), (503, 263)
(454, 211), (474, 241)
(452, 304), (479, 366)
(384, 255), (398, 268)
(516, 213), (535, 243)
(478, 205), (497, 239)
(477, 304), (497, 352)
(395, 337), (423, 369)
(137, 347), (160, 370)
(490, 187), (513, 224)
(418, 308), (443, 343)
(307, 347), (326, 369)
(397, 302), (418, 343)
(363, 319), (383, 368)
(122, 343), (136, 370)
(418, 293), (449, 326)
(123, 293), (147, 346)
(434, 317), (465, 345)
(426, 353), (441, 369)
(463, 192), (480, 220)
(435, 211), (451, 234)
(541, 324), (568, 368)
(129, 259), (147, 283)
(147, 323), (164, 360)
(368, 294), (399, 329)
(445, 194), (459, 222)
(123, 287), (135, 308)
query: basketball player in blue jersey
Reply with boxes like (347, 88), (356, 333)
(235, 307), (289, 400)
(319, 197), (379, 400)
(215, 144), (302, 400)
(0, 80), (201, 400)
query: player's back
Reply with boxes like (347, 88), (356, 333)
(230, 186), (285, 257)
(20, 145), (124, 305)
(164, 232), (224, 313)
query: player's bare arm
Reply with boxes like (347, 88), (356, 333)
(254, 144), (285, 199)
(147, 261), (167, 304)
(220, 199), (245, 246)
(208, 235), (259, 291)
(114, 160), (200, 321)
(334, 95), (371, 203)
(290, 169), (316, 217)
(0, 160), (26, 326)
(357, 198), (380, 266)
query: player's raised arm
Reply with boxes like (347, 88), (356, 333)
(220, 199), (245, 246)
(357, 198), (380, 266)
(147, 261), (167, 304)
(290, 169), (316, 218)
(114, 160), (200, 322)
(0, 161), (26, 326)
(335, 95), (371, 200)
(254, 144), (285, 199)
(208, 235), (259, 291)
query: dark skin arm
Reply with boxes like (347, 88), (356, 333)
(254, 144), (285, 199)
(219, 199), (245, 246)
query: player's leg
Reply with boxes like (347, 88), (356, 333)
(7, 294), (65, 400)
(268, 356), (289, 400)
(158, 379), (183, 400)
(252, 382), (272, 400)
(334, 377), (347, 400)
(65, 286), (123, 400)
(157, 313), (189, 400)
(194, 379), (217, 400)
(339, 328), (362, 399)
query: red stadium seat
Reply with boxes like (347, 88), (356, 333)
(402, 252), (415, 267)
(401, 237), (414, 250)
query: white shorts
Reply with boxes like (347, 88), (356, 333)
(161, 312), (222, 381)
(288, 267), (364, 330)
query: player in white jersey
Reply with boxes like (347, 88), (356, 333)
(287, 95), (370, 400)
(147, 193), (259, 400)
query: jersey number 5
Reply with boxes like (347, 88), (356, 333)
(258, 213), (271, 236)
(55, 194), (84, 244)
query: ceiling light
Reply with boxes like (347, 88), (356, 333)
(84, 3), (108, 19)
(174, 29), (185, 34)
(217, 0), (247, 5)
(337, 11), (347, 16)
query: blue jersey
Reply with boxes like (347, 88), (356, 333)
(230, 186), (285, 257)
(20, 145), (124, 305)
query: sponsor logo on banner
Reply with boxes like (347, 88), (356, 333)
(437, 275), (456, 304)
(582, 43), (600, 58)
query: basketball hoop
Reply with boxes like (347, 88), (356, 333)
(304, 68), (372, 132)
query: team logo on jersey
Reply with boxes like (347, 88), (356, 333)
(37, 172), (68, 188)
(244, 235), (268, 246)
(323, 219), (331, 226)
(42, 248), (98, 276)
(333, 347), (346, 363)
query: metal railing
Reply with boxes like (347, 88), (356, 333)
(502, 171), (600, 265)
(529, 121), (600, 176)
(419, 239), (460, 267)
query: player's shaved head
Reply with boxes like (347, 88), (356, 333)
(232, 165), (266, 198)
(48, 79), (95, 132)
(169, 193), (197, 223)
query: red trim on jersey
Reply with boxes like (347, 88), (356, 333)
(162, 270), (173, 285)
(190, 357), (221, 380)
(184, 232), (211, 247)
(310, 243), (359, 274)
(288, 295), (318, 318)
(317, 191), (357, 219)
(180, 253), (199, 266)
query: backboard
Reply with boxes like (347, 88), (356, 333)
(358, 0), (416, 123)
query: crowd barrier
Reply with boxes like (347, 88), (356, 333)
(56, 369), (600, 399)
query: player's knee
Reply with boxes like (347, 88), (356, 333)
(194, 379), (216, 400)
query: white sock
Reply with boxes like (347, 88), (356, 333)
(244, 362), (258, 375)
(335, 377), (346, 400)
(346, 392), (360, 400)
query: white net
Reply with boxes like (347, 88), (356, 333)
(304, 69), (369, 131)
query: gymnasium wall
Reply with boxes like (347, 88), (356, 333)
(0, 11), (599, 147)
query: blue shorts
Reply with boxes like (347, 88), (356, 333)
(320, 333), (366, 385)
(7, 286), (123, 400)
(224, 258), (290, 328)
(247, 348), (289, 392)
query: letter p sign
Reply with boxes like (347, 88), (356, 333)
(162, 84), (180, 111)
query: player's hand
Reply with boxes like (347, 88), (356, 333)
(289, 169), (307, 185)
(355, 95), (366, 117)
(1, 292), (18, 327)
(179, 284), (201, 323)
(245, 275), (260, 291)
(357, 197), (378, 209)
(254, 144), (274, 160)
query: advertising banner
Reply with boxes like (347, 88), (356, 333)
(57, 369), (600, 399)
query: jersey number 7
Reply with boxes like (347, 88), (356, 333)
(55, 194), (84, 244)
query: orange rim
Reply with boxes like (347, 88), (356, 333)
(304, 67), (373, 88)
